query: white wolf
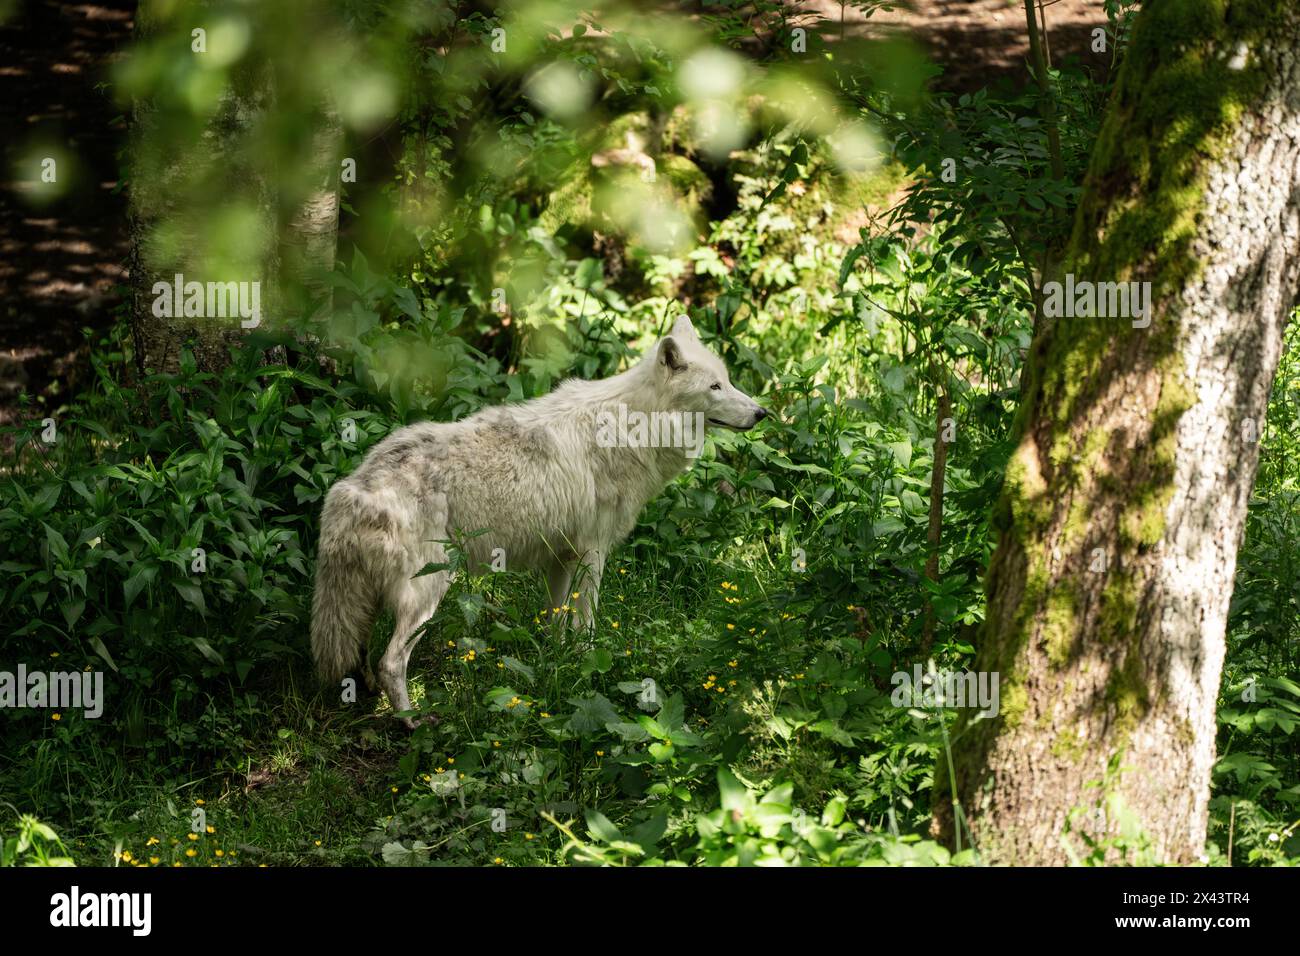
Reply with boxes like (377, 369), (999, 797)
(311, 314), (766, 726)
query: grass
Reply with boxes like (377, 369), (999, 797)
(40, 540), (872, 867)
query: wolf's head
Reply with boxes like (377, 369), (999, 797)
(655, 315), (767, 430)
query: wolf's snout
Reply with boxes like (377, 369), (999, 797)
(754, 407), (768, 422)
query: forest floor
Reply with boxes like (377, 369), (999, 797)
(809, 0), (1112, 92)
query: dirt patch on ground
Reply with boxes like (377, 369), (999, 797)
(802, 0), (1116, 91)
(0, 1), (134, 426)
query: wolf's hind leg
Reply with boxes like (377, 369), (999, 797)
(378, 570), (449, 729)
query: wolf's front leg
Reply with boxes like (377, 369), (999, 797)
(572, 549), (605, 632)
(546, 561), (575, 631)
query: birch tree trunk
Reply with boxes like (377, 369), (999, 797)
(934, 0), (1300, 865)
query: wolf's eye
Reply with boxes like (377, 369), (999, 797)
(710, 382), (722, 390)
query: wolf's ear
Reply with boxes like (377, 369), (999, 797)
(660, 336), (688, 372)
(670, 314), (699, 341)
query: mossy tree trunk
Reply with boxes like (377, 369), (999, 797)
(934, 0), (1300, 865)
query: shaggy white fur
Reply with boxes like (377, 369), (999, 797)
(311, 315), (766, 726)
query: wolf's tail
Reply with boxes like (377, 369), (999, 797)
(311, 495), (376, 686)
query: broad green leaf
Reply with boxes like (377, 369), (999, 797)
(584, 809), (622, 844)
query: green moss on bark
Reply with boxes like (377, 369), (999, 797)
(1105, 647), (1151, 733)
(1044, 588), (1078, 668)
(999, 681), (1029, 730)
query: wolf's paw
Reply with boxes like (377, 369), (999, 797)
(401, 713), (440, 732)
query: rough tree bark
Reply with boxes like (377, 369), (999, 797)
(934, 0), (1300, 865)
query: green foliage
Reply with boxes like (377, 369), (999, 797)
(2, 0), (1295, 869)
(0, 336), (383, 809)
(1, 812), (74, 867)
